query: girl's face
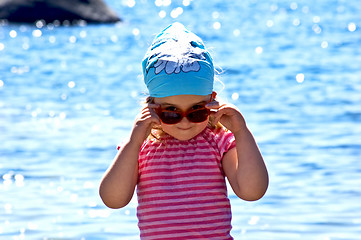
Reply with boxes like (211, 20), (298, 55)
(154, 94), (211, 141)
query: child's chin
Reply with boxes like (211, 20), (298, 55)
(167, 130), (202, 141)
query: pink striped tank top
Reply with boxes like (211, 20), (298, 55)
(136, 127), (236, 239)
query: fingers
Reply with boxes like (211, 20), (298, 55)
(206, 100), (222, 124)
(212, 107), (233, 122)
(130, 104), (161, 143)
(207, 102), (244, 130)
(146, 103), (161, 125)
(206, 100), (220, 109)
(147, 103), (160, 109)
(136, 103), (161, 126)
(211, 109), (224, 126)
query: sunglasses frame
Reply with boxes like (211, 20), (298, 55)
(155, 102), (211, 125)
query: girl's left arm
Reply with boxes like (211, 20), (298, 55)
(222, 127), (268, 201)
(207, 101), (268, 201)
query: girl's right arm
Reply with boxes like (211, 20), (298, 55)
(99, 104), (160, 209)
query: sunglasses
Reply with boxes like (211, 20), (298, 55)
(156, 103), (210, 124)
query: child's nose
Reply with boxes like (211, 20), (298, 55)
(178, 116), (191, 125)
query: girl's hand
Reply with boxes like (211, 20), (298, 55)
(206, 101), (246, 134)
(130, 103), (161, 146)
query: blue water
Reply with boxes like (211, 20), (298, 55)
(1, 0), (361, 239)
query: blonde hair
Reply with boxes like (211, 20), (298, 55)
(145, 96), (224, 140)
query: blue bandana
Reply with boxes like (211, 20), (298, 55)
(142, 22), (214, 97)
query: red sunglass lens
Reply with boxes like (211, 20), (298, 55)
(187, 109), (209, 123)
(160, 111), (182, 124)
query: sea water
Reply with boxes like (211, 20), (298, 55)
(1, 0), (361, 239)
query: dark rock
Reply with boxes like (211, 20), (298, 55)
(0, 0), (121, 24)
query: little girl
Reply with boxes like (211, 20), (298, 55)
(99, 22), (268, 240)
